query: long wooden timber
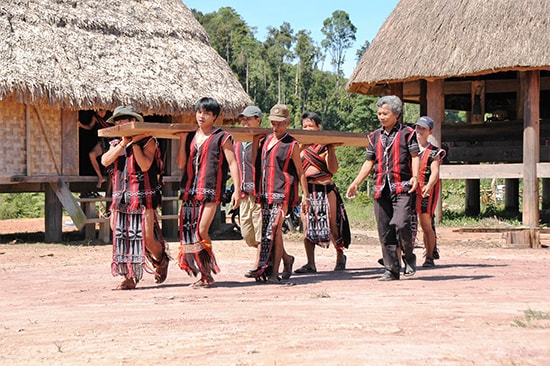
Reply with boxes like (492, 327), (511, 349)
(98, 122), (369, 147)
(440, 163), (550, 179)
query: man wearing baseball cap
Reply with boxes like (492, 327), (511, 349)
(414, 116), (445, 267)
(250, 103), (310, 283)
(235, 106), (263, 277)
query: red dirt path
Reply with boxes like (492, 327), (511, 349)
(0, 218), (549, 365)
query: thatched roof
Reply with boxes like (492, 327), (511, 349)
(347, 0), (550, 95)
(0, 0), (251, 117)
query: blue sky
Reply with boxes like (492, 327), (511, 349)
(183, 0), (400, 78)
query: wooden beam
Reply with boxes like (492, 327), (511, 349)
(440, 164), (523, 179)
(389, 83), (404, 101)
(45, 184), (62, 243)
(25, 105), (32, 176)
(49, 179), (87, 230)
(426, 79), (445, 146)
(99, 122), (370, 147)
(440, 163), (550, 179)
(521, 70), (540, 227)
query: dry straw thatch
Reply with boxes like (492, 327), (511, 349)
(0, 0), (251, 117)
(348, 0), (550, 95)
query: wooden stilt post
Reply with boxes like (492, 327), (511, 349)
(520, 71), (540, 228)
(45, 184), (62, 243)
(504, 178), (520, 213)
(465, 179), (480, 216)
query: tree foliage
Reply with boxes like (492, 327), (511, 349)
(190, 7), (382, 195)
(321, 10), (357, 81)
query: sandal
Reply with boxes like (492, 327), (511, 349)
(294, 264), (316, 274)
(281, 256), (295, 279)
(115, 278), (136, 290)
(334, 255), (347, 271)
(244, 269), (257, 278)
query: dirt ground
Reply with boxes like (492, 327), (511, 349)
(0, 218), (549, 365)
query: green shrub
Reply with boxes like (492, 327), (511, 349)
(0, 193), (44, 219)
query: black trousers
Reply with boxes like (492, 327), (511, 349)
(374, 185), (415, 275)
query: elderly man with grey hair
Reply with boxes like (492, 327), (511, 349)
(346, 95), (420, 281)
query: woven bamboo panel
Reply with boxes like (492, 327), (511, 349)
(99, 122), (369, 147)
(0, 97), (27, 175)
(29, 104), (62, 175)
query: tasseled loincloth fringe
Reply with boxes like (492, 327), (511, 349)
(177, 240), (219, 277)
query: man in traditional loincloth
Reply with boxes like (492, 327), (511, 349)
(251, 103), (310, 283)
(177, 97), (241, 288)
(101, 106), (168, 290)
(234, 106), (264, 277)
(295, 112), (351, 274)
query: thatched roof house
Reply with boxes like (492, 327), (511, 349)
(347, 0), (550, 232)
(0, 0), (252, 242)
(0, 0), (251, 118)
(347, 0), (550, 95)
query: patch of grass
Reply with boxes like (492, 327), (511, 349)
(343, 196), (376, 230)
(0, 193), (44, 219)
(441, 208), (522, 228)
(343, 195), (522, 231)
(511, 309), (550, 328)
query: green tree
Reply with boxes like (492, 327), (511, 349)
(294, 30), (321, 112)
(320, 10), (357, 85)
(193, 8), (246, 64)
(355, 39), (371, 62)
(264, 22), (295, 104)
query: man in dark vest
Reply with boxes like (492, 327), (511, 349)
(346, 95), (420, 281)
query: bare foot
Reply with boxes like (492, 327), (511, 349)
(265, 276), (281, 284)
(190, 276), (214, 288)
(96, 177), (106, 189)
(114, 278), (135, 290)
(281, 255), (294, 279)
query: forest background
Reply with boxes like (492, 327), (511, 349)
(0, 7), (516, 228)
(187, 7), (514, 228)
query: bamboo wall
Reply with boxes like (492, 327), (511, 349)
(0, 96), (27, 175)
(0, 96), (62, 176)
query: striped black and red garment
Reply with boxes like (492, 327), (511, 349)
(366, 123), (419, 199)
(110, 137), (163, 211)
(177, 198), (219, 277)
(301, 144), (333, 181)
(234, 141), (256, 196)
(108, 137), (164, 282)
(180, 128), (231, 203)
(178, 128), (230, 278)
(257, 133), (299, 207)
(416, 143), (446, 216)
